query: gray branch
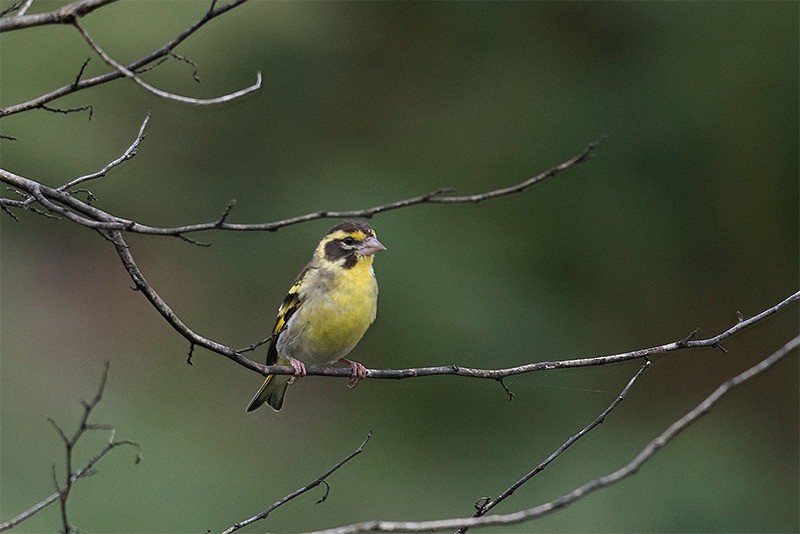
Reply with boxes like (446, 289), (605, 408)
(0, 362), (141, 533)
(458, 359), (651, 533)
(302, 334), (800, 534)
(223, 432), (373, 534)
(0, 0), (254, 117)
(0, 0), (116, 32)
(248, 291), (798, 381)
(72, 21), (261, 106)
(0, 139), (603, 234)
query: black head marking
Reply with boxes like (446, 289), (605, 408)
(324, 238), (358, 268)
(326, 220), (375, 237)
(322, 221), (376, 269)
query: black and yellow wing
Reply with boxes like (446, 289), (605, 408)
(246, 267), (308, 412)
(265, 275), (304, 365)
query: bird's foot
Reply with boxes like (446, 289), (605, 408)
(287, 357), (307, 384)
(339, 358), (367, 389)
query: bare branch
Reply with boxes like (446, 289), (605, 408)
(0, 140), (602, 235)
(73, 21), (261, 106)
(0, 362), (141, 533)
(39, 103), (93, 118)
(18, 0), (33, 15)
(149, 138), (604, 234)
(26, 183), (110, 228)
(0, 0), (254, 117)
(304, 335), (800, 534)
(71, 57), (92, 87)
(0, 120), (793, 387)
(5, 113), (149, 214)
(247, 290), (798, 381)
(1, 1), (26, 18)
(223, 431), (373, 534)
(1, 144), (796, 385)
(108, 229), (265, 375)
(0, 0), (116, 32)
(459, 359), (651, 533)
(94, 223), (800, 384)
(168, 52), (201, 82)
(10, 128), (784, 387)
(54, 360), (112, 533)
(235, 335), (272, 354)
(60, 112), (149, 190)
(0, 202), (19, 220)
(0, 435), (141, 532)
(1, 113), (148, 212)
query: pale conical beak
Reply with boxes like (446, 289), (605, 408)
(358, 235), (386, 256)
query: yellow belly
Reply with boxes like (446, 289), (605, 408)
(278, 262), (378, 365)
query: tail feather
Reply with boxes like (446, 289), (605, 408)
(246, 375), (291, 412)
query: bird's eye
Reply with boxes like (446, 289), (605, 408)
(342, 237), (356, 246)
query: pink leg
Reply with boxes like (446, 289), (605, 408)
(339, 358), (367, 388)
(286, 356), (307, 384)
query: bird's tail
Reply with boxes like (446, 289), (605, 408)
(246, 375), (291, 412)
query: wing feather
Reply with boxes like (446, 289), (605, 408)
(265, 266), (308, 365)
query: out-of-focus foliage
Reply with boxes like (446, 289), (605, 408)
(1, 2), (797, 532)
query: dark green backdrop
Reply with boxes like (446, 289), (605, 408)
(2, 1), (798, 532)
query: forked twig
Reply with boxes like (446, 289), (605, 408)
(303, 335), (800, 534)
(223, 432), (373, 534)
(60, 113), (150, 190)
(459, 359), (651, 533)
(0, 0), (254, 117)
(0, 139), (603, 235)
(73, 21), (261, 106)
(0, 362), (141, 533)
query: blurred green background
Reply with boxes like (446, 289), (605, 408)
(1, 1), (798, 532)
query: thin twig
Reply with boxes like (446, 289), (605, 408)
(68, 113), (150, 190)
(108, 229), (265, 375)
(459, 359), (651, 534)
(0, 140), (794, 385)
(0, 152), (796, 381)
(1, 2), (25, 18)
(246, 291), (798, 381)
(0, 362), (142, 533)
(39, 103), (93, 118)
(0, 140), (602, 235)
(27, 204), (61, 220)
(49, 198), (800, 383)
(1, 203), (19, 220)
(0, 0), (116, 32)
(176, 233), (212, 247)
(169, 52), (201, 82)
(54, 361), (113, 533)
(134, 56), (169, 75)
(3, 113), (149, 211)
(223, 431), (373, 534)
(72, 57), (91, 88)
(235, 335), (272, 354)
(0, 437), (140, 532)
(0, 0), (253, 117)
(73, 20), (261, 106)
(303, 335), (800, 534)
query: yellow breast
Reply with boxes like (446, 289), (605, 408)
(282, 258), (378, 365)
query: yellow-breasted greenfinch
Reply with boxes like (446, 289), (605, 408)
(246, 220), (385, 412)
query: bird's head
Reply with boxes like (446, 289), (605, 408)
(317, 220), (386, 269)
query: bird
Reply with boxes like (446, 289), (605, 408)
(246, 220), (386, 412)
